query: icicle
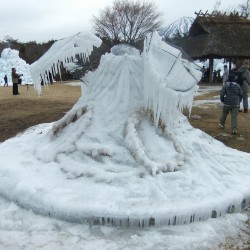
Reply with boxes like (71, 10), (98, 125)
(143, 32), (202, 128)
(30, 31), (102, 93)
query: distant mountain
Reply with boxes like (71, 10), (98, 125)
(159, 16), (194, 39)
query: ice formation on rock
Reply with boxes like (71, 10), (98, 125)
(31, 31), (201, 175)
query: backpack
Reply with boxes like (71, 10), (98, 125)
(235, 71), (244, 86)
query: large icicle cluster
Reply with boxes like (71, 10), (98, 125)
(30, 31), (102, 94)
(143, 33), (201, 127)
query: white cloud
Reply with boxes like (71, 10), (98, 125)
(0, 0), (243, 42)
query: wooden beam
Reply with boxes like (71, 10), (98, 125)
(209, 58), (213, 84)
(229, 58), (232, 74)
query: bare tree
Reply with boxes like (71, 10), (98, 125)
(92, 0), (162, 45)
(239, 0), (250, 16)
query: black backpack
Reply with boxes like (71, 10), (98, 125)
(235, 71), (244, 86)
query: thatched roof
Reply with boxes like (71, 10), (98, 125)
(182, 15), (250, 60)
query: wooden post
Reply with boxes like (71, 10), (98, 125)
(209, 57), (214, 84)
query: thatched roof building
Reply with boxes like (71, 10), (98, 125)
(182, 13), (250, 83)
(183, 14), (250, 60)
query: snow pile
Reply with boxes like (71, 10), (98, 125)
(0, 31), (249, 229)
(111, 44), (140, 56)
(0, 48), (32, 85)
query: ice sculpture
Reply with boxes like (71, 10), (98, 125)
(30, 31), (201, 175)
(0, 31), (249, 228)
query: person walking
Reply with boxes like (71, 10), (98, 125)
(4, 75), (8, 86)
(237, 60), (250, 113)
(222, 65), (229, 85)
(11, 68), (22, 95)
(219, 74), (242, 135)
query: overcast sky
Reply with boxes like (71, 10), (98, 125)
(0, 0), (244, 43)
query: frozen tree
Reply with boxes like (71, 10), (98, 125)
(92, 0), (162, 45)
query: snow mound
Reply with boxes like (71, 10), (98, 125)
(111, 44), (140, 56)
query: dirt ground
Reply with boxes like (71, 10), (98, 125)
(0, 81), (250, 248)
(189, 85), (250, 153)
(0, 82), (81, 142)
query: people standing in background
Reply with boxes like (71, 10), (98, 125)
(237, 60), (250, 113)
(222, 65), (229, 85)
(201, 66), (207, 82)
(230, 65), (238, 79)
(11, 68), (22, 95)
(202, 67), (210, 83)
(213, 70), (217, 83)
(219, 74), (242, 135)
(49, 72), (53, 84)
(4, 75), (8, 86)
(217, 69), (222, 83)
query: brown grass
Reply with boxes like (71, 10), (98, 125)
(0, 82), (81, 142)
(1, 83), (250, 152)
(188, 89), (250, 153)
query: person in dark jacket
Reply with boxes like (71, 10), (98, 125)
(219, 74), (242, 135)
(237, 60), (250, 113)
(11, 68), (22, 95)
(4, 75), (8, 86)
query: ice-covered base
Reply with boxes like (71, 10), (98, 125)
(0, 115), (249, 228)
(0, 195), (249, 250)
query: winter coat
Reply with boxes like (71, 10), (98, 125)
(237, 66), (250, 94)
(220, 81), (242, 106)
(12, 71), (19, 84)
